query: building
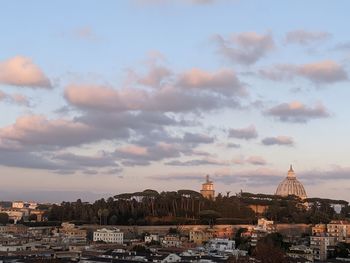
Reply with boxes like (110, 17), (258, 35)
(93, 228), (123, 244)
(257, 218), (275, 232)
(287, 245), (313, 262)
(12, 201), (37, 210)
(275, 165), (307, 199)
(161, 234), (182, 248)
(327, 220), (350, 243)
(200, 175), (215, 199)
(312, 224), (327, 236)
(310, 234), (336, 261)
(60, 223), (87, 238)
(189, 229), (214, 245)
(145, 234), (159, 244)
(207, 238), (235, 252)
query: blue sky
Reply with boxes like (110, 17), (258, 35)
(0, 0), (350, 202)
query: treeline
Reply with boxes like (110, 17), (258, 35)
(46, 189), (350, 225)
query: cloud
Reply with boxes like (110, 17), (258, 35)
(114, 142), (184, 166)
(137, 65), (172, 88)
(0, 147), (122, 175)
(260, 60), (348, 84)
(65, 84), (241, 113)
(113, 131), (215, 166)
(333, 42), (350, 51)
(266, 101), (330, 123)
(261, 136), (294, 146)
(285, 30), (331, 45)
(183, 132), (214, 144)
(177, 68), (247, 97)
(233, 155), (267, 166)
(214, 32), (275, 65)
(0, 90), (30, 106)
(245, 156), (267, 166)
(165, 158), (228, 166)
(0, 56), (52, 88)
(228, 125), (258, 140)
(151, 167), (281, 187)
(0, 115), (100, 148)
(227, 142), (241, 148)
(298, 61), (348, 84)
(300, 166), (350, 183)
(52, 152), (119, 168)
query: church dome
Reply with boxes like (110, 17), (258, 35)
(275, 165), (307, 199)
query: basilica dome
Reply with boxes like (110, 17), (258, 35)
(275, 165), (307, 199)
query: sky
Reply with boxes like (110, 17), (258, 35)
(0, 0), (350, 202)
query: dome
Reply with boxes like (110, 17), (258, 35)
(275, 165), (307, 199)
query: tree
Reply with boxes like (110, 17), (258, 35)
(109, 215), (118, 225)
(0, 213), (9, 225)
(254, 242), (288, 263)
(199, 210), (221, 227)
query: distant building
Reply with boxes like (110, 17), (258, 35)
(145, 234), (159, 243)
(162, 234), (181, 248)
(287, 245), (313, 262)
(275, 165), (307, 199)
(207, 238), (235, 251)
(200, 175), (215, 199)
(327, 220), (350, 243)
(12, 201), (24, 209)
(60, 222), (87, 238)
(257, 218), (275, 232)
(93, 228), (123, 244)
(189, 228), (214, 245)
(312, 224), (327, 236)
(310, 234), (336, 261)
(12, 201), (37, 209)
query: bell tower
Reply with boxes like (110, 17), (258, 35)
(200, 175), (215, 200)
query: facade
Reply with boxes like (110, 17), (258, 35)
(161, 234), (181, 248)
(312, 224), (327, 236)
(310, 234), (336, 261)
(189, 229), (214, 245)
(287, 245), (313, 262)
(275, 165), (307, 199)
(145, 234), (159, 243)
(207, 238), (235, 251)
(257, 218), (275, 232)
(93, 228), (123, 244)
(60, 223), (87, 238)
(200, 175), (215, 199)
(327, 220), (350, 243)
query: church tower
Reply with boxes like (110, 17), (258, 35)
(200, 175), (215, 200)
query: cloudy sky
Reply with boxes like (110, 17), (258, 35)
(1, 0), (350, 202)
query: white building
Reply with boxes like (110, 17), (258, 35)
(161, 253), (181, 263)
(93, 228), (123, 244)
(207, 238), (235, 252)
(145, 234), (159, 243)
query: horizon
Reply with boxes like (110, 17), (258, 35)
(1, 1), (350, 202)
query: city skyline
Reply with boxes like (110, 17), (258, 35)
(1, 0), (350, 202)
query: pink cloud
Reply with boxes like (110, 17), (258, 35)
(260, 60), (348, 84)
(177, 68), (247, 96)
(215, 32), (275, 65)
(266, 101), (330, 123)
(0, 115), (97, 147)
(0, 56), (51, 88)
